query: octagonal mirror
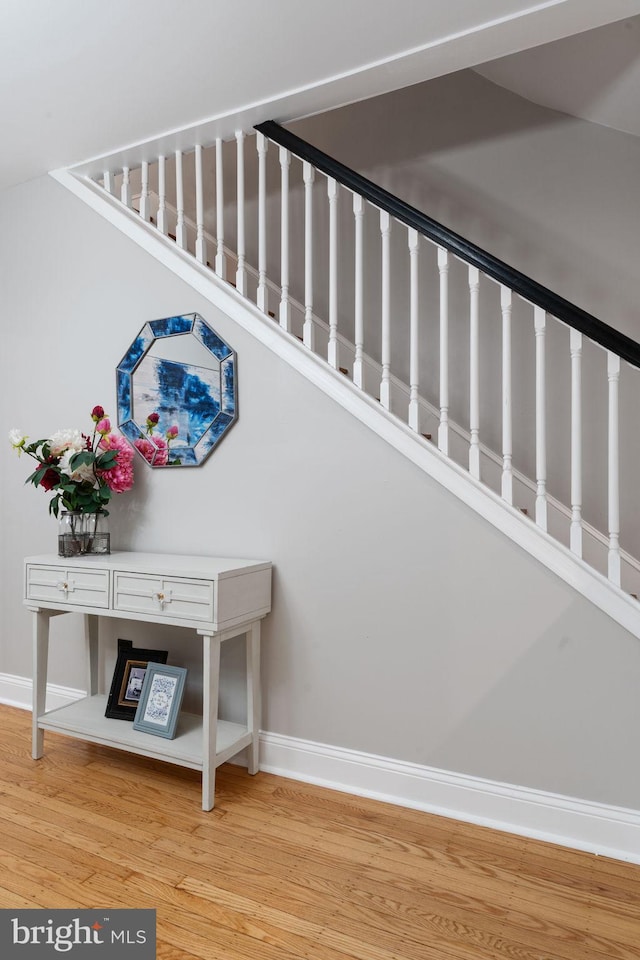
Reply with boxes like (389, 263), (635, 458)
(117, 313), (238, 467)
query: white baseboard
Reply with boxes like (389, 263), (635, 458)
(3, 673), (639, 864)
(0, 673), (84, 713)
(259, 731), (640, 865)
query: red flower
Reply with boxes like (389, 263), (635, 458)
(91, 406), (105, 422)
(39, 467), (59, 491)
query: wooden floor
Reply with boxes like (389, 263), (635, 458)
(0, 706), (638, 960)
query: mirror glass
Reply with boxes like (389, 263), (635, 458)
(117, 313), (238, 467)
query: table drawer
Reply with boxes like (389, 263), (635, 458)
(26, 564), (110, 608)
(113, 572), (214, 622)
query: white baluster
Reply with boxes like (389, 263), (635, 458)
(157, 156), (168, 236)
(215, 137), (226, 280)
(235, 131), (247, 296)
(121, 166), (131, 207)
(175, 151), (186, 249)
(437, 247), (449, 455)
(570, 329), (583, 557)
(195, 145), (206, 265)
(257, 132), (268, 313)
(380, 210), (391, 410)
(103, 170), (113, 195)
(139, 161), (150, 222)
(468, 266), (480, 479)
(534, 307), (547, 530)
(279, 146), (291, 331)
(608, 351), (621, 586)
(303, 161), (315, 349)
(353, 194), (365, 389)
(501, 286), (513, 504)
(408, 228), (420, 432)
(328, 177), (339, 369)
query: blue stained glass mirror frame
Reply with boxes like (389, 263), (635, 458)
(116, 313), (238, 467)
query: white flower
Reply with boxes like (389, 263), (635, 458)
(8, 428), (27, 449)
(49, 428), (84, 457)
(59, 449), (97, 485)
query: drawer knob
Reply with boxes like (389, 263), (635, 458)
(153, 590), (172, 609)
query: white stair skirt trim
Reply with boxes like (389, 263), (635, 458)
(259, 731), (640, 866)
(51, 169), (640, 640)
(2, 672), (637, 866)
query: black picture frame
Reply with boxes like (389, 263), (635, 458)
(105, 643), (169, 721)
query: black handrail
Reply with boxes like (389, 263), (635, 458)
(256, 120), (640, 370)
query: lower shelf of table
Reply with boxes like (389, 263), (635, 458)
(36, 694), (252, 771)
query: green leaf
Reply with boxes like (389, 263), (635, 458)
(69, 451), (94, 469)
(27, 467), (48, 486)
(95, 450), (117, 469)
(24, 439), (48, 456)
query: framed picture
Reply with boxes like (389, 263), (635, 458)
(105, 644), (168, 721)
(133, 664), (187, 740)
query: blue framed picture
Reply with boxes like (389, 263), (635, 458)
(133, 663), (187, 740)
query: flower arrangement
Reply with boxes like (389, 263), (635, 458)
(8, 405), (134, 517)
(134, 412), (181, 466)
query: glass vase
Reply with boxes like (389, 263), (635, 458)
(58, 511), (110, 557)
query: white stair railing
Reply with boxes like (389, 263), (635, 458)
(89, 121), (640, 599)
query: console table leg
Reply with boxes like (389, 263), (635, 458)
(32, 611), (50, 759)
(202, 633), (221, 811)
(246, 620), (261, 775)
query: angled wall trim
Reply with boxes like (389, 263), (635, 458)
(67, 2), (640, 182)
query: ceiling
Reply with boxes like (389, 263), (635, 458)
(1, 0), (639, 192)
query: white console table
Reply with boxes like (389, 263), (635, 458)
(24, 552), (272, 810)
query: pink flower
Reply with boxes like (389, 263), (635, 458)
(151, 436), (169, 466)
(134, 435), (168, 467)
(134, 437), (154, 464)
(96, 418), (111, 436)
(166, 425), (179, 441)
(99, 433), (134, 492)
(91, 406), (105, 422)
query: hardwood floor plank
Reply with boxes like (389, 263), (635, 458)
(83, 871), (385, 960)
(156, 946), (201, 960)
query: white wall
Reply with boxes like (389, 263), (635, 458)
(1, 174), (640, 812)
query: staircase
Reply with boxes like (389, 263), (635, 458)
(52, 119), (640, 637)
